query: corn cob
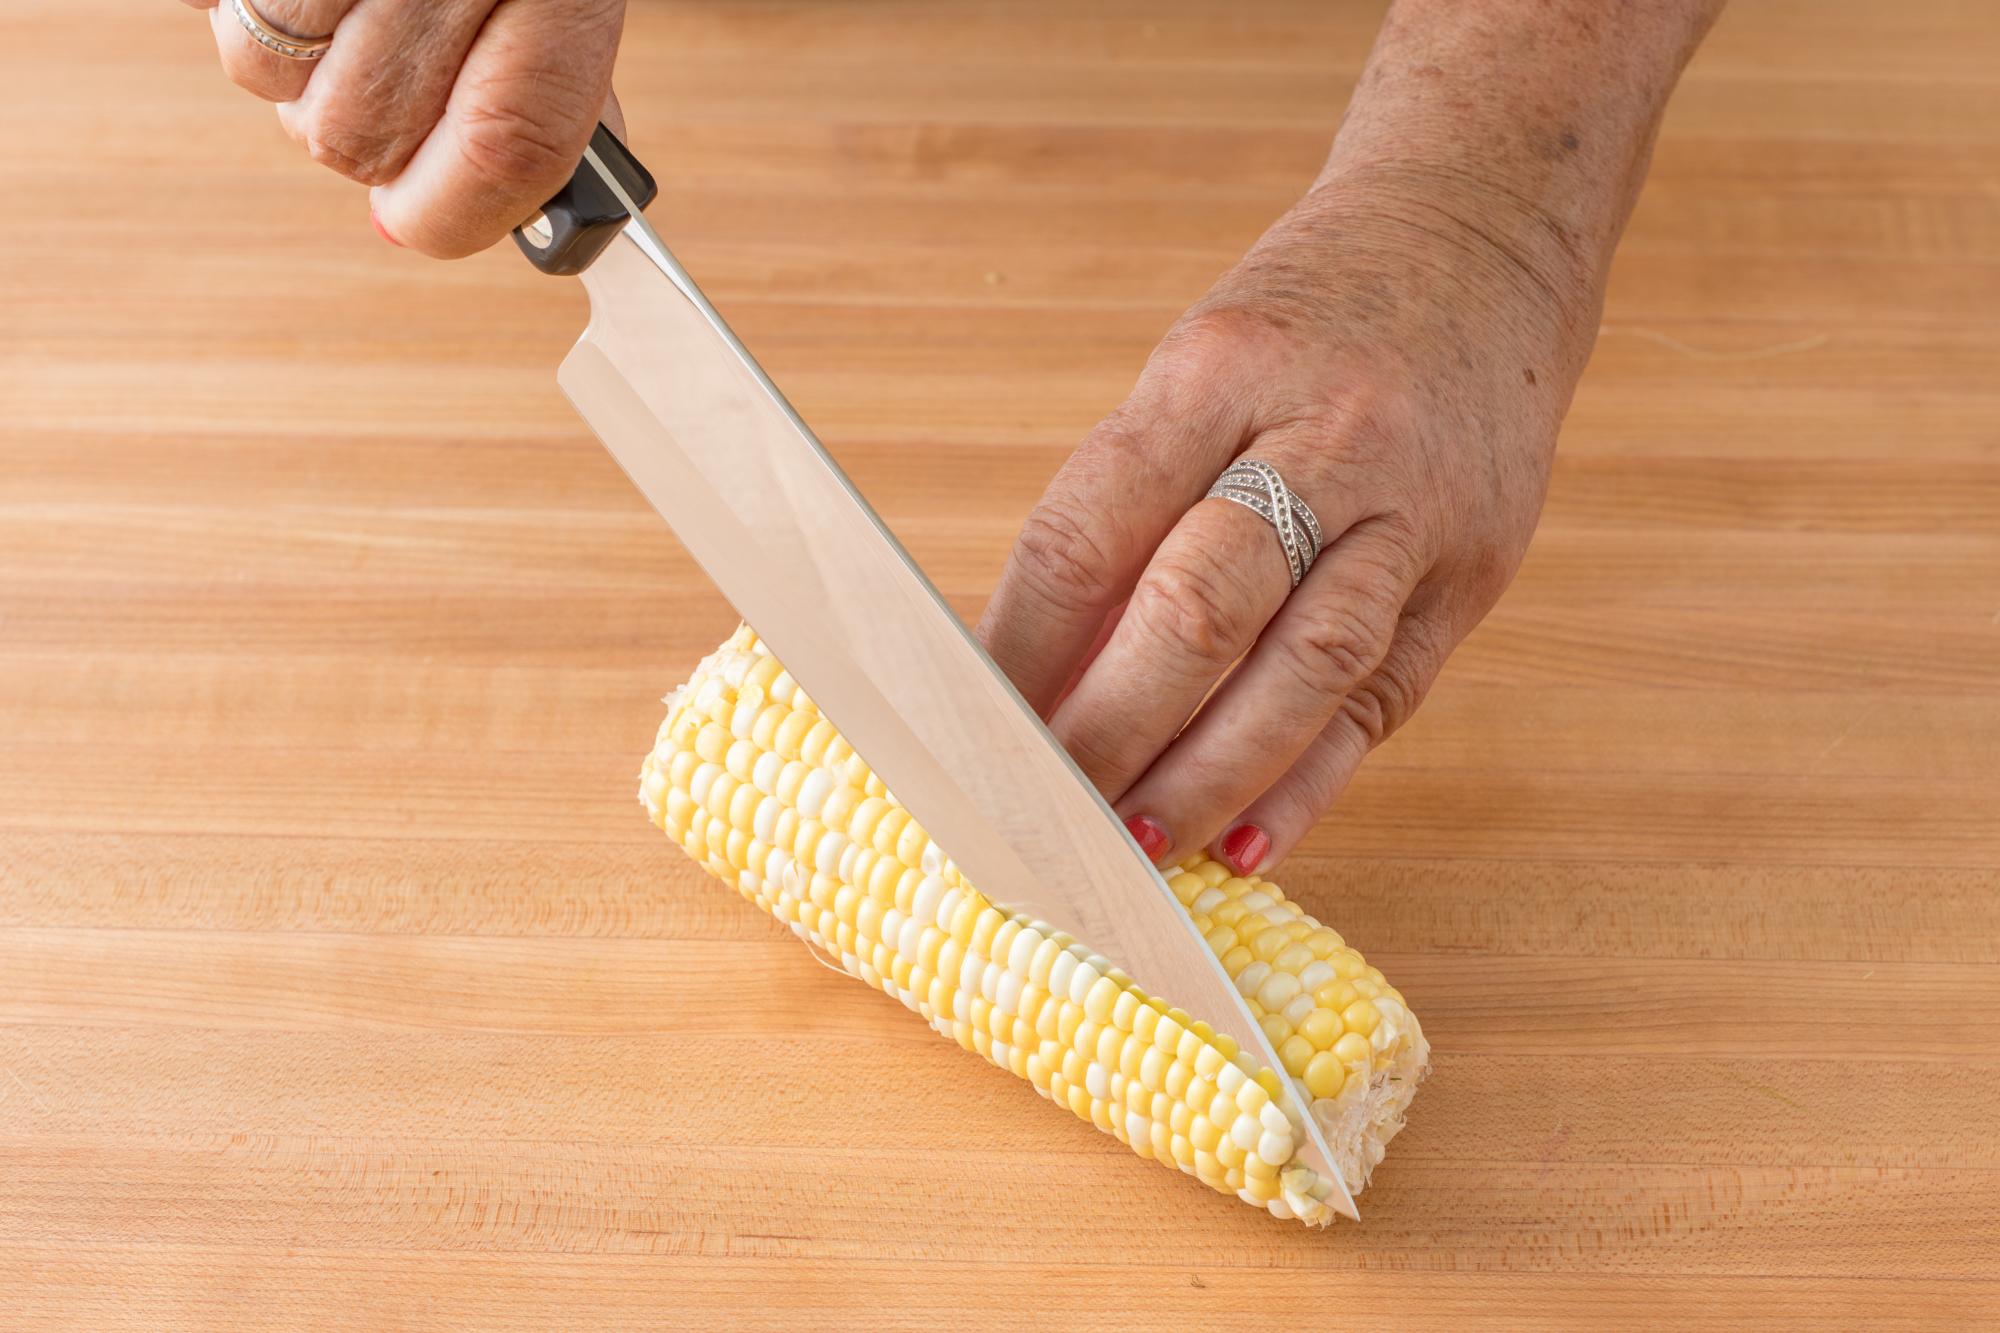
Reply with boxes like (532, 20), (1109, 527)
(639, 624), (1427, 1225)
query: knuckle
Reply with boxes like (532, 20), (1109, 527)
(1278, 599), (1394, 692)
(1375, 661), (1432, 732)
(1078, 420), (1150, 473)
(1145, 312), (1260, 399)
(1340, 615), (1446, 750)
(1010, 497), (1124, 611)
(298, 113), (407, 185)
(1338, 683), (1392, 748)
(456, 92), (590, 189)
(1342, 661), (1428, 748)
(1133, 320), (1268, 432)
(1364, 510), (1433, 580)
(1308, 380), (1411, 446)
(302, 132), (364, 178)
(1072, 415), (1178, 499)
(1165, 304), (1287, 369)
(1129, 551), (1262, 670)
(1364, 505), (1424, 554)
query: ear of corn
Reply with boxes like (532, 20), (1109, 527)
(639, 624), (1428, 1226)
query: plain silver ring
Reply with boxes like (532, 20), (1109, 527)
(1205, 458), (1324, 588)
(231, 0), (333, 60)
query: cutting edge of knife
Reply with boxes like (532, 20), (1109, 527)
(567, 157), (1360, 1221)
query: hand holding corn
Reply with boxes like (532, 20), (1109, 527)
(977, 0), (1723, 877)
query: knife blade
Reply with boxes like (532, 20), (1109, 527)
(526, 133), (1356, 1218)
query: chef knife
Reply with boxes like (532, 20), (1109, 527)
(515, 126), (1356, 1218)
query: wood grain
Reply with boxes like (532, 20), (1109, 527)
(3, 0), (1998, 1327)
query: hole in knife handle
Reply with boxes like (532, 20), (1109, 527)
(511, 123), (660, 277)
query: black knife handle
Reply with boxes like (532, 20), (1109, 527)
(512, 124), (658, 276)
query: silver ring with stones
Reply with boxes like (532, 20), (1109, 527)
(1205, 459), (1324, 588)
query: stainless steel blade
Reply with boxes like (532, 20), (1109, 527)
(557, 175), (1355, 1217)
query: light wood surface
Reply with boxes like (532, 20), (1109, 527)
(4, 1), (1998, 1327)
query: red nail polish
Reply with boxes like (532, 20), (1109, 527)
(1124, 815), (1168, 861)
(1221, 823), (1270, 875)
(370, 210), (403, 247)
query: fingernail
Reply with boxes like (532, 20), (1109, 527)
(370, 209), (403, 247)
(1220, 823), (1270, 876)
(1124, 815), (1169, 862)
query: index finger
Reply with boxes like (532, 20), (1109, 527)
(975, 360), (1253, 716)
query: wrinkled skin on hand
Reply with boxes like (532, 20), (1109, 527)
(186, 0), (626, 256)
(977, 174), (1600, 874)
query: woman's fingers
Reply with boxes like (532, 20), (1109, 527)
(1210, 612), (1455, 874)
(1045, 424), (1391, 812)
(1111, 513), (1428, 862)
(976, 370), (1254, 718)
(366, 0), (627, 257)
(274, 0), (498, 188)
(1042, 434), (1367, 797)
(197, 0), (629, 253)
(1044, 499), (1284, 799)
(209, 0), (356, 103)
